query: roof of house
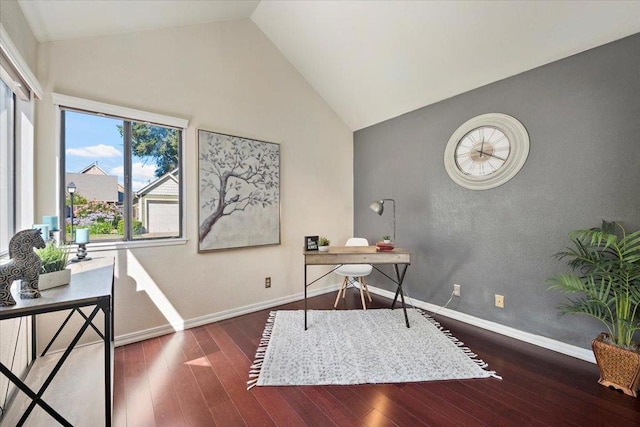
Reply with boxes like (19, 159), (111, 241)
(78, 162), (110, 176)
(136, 169), (179, 198)
(65, 172), (118, 202)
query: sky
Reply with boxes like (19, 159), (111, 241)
(65, 110), (158, 191)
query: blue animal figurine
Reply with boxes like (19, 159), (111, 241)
(0, 229), (46, 306)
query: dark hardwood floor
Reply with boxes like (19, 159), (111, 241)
(113, 291), (640, 426)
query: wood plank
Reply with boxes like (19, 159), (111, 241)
(361, 408), (398, 427)
(300, 386), (361, 427)
(113, 346), (127, 427)
(416, 382), (517, 426)
(250, 387), (307, 426)
(400, 383), (485, 426)
(210, 398), (246, 427)
(205, 324), (275, 426)
(123, 341), (156, 427)
(111, 293), (640, 426)
(325, 385), (375, 419)
(275, 387), (337, 427)
(157, 333), (217, 426)
(349, 384), (428, 426)
(304, 248), (410, 265)
(141, 337), (185, 427)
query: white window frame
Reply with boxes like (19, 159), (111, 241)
(0, 24), (39, 254)
(0, 23), (40, 417)
(52, 93), (189, 251)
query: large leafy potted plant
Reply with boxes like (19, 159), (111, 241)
(547, 221), (640, 397)
(36, 242), (71, 290)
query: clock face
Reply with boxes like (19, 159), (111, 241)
(455, 126), (510, 177)
(444, 113), (529, 190)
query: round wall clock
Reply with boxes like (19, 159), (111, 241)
(444, 113), (529, 190)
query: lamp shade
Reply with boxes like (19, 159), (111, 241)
(369, 200), (384, 215)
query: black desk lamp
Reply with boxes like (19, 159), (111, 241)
(369, 199), (396, 242)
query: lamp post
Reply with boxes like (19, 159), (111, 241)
(369, 199), (396, 242)
(67, 182), (76, 244)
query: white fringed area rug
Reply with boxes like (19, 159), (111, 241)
(248, 309), (500, 388)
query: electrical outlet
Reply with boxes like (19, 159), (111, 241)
(265, 277), (271, 288)
(495, 294), (504, 308)
(453, 284), (460, 297)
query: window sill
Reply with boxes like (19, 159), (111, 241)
(65, 238), (188, 252)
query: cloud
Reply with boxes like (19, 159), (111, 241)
(132, 180), (149, 191)
(66, 144), (122, 158)
(111, 162), (157, 191)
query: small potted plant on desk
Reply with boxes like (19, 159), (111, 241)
(36, 241), (71, 290)
(547, 220), (640, 397)
(318, 236), (330, 252)
(383, 235), (392, 244)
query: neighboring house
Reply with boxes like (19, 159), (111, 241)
(66, 169), (118, 204)
(133, 169), (179, 234)
(72, 162), (124, 205)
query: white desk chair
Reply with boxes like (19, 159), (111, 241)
(334, 237), (373, 310)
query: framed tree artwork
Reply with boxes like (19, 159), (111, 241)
(198, 130), (280, 252)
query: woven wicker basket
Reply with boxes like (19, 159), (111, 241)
(592, 333), (640, 397)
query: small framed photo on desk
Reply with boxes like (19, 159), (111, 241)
(305, 235), (319, 251)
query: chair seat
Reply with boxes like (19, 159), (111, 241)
(335, 264), (373, 277)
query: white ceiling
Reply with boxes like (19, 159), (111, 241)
(17, 1), (640, 131)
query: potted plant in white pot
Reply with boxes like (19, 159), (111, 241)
(547, 220), (640, 397)
(318, 236), (330, 252)
(36, 241), (71, 290)
(382, 235), (392, 244)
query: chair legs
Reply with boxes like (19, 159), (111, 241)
(358, 278), (367, 310)
(334, 276), (372, 310)
(361, 277), (373, 302)
(334, 276), (349, 308)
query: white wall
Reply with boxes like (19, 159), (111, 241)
(35, 19), (353, 343)
(0, 0), (38, 409)
(0, 0), (37, 71)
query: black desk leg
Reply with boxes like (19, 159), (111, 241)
(304, 265), (308, 330)
(390, 264), (410, 328)
(31, 314), (37, 362)
(103, 299), (113, 426)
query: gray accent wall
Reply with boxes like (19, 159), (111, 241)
(354, 33), (640, 349)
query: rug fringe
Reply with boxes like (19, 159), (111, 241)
(417, 309), (502, 381)
(247, 311), (277, 390)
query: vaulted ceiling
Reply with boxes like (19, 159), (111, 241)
(17, 1), (640, 130)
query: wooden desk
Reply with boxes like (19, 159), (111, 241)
(0, 257), (114, 426)
(303, 246), (411, 329)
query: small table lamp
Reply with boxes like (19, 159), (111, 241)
(369, 199), (396, 242)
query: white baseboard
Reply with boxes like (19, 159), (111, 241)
(364, 285), (596, 364)
(114, 284), (340, 347)
(115, 282), (595, 364)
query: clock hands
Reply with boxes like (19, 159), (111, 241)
(479, 135), (486, 158)
(474, 149), (506, 162)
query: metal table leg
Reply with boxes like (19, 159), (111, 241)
(390, 264), (410, 328)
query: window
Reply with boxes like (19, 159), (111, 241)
(0, 79), (15, 256)
(53, 94), (187, 244)
(1, 24), (41, 417)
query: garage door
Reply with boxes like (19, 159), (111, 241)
(147, 201), (179, 233)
